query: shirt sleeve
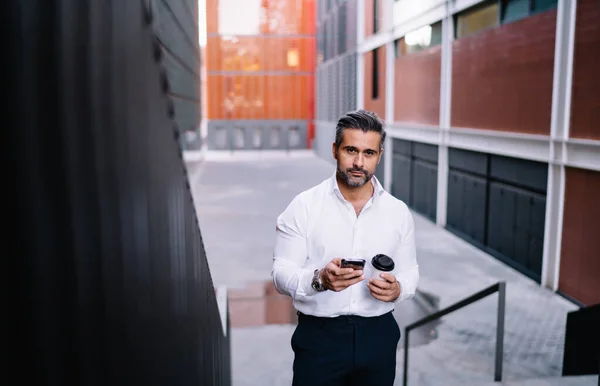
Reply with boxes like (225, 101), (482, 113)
(271, 194), (318, 300)
(392, 205), (419, 302)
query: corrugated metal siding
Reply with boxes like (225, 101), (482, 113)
(154, 0), (201, 150)
(451, 9), (556, 134)
(391, 140), (438, 222)
(314, 0), (358, 157)
(7, 0), (230, 384)
(446, 148), (547, 283)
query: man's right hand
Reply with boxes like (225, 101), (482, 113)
(320, 258), (364, 292)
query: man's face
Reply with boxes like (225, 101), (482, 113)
(332, 128), (383, 188)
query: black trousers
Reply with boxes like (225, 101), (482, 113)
(291, 311), (401, 386)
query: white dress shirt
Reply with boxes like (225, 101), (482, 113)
(271, 172), (419, 318)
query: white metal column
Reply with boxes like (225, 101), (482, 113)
(383, 0), (395, 192)
(541, 0), (577, 291)
(384, 39), (395, 192)
(356, 0), (365, 110)
(436, 6), (453, 227)
(383, 0), (394, 32)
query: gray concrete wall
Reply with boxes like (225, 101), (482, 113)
(314, 121), (336, 164)
(206, 120), (308, 151)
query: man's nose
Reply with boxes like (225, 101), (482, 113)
(354, 154), (364, 167)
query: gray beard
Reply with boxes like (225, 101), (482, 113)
(336, 166), (373, 188)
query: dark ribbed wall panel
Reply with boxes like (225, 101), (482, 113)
(154, 0), (201, 150)
(447, 148), (547, 282)
(7, 1), (229, 385)
(486, 182), (546, 278)
(391, 139), (438, 222)
(154, 0), (199, 73)
(163, 48), (199, 100)
(570, 0), (600, 140)
(172, 98), (201, 134)
(451, 9), (556, 134)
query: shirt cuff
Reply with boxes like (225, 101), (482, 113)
(297, 268), (319, 298)
(392, 281), (403, 303)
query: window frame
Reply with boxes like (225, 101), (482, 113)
(373, 0), (379, 33)
(454, 0), (500, 39)
(454, 0), (558, 39)
(394, 21), (443, 58)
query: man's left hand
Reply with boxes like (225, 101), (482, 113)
(367, 273), (400, 302)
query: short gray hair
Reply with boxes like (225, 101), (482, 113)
(334, 109), (386, 149)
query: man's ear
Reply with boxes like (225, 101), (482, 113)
(332, 142), (338, 160)
(377, 147), (384, 164)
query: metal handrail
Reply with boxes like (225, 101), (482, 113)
(402, 282), (506, 386)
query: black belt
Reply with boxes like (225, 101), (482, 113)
(297, 311), (392, 326)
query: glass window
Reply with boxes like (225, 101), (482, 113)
(502, 0), (531, 24)
(373, 0), (379, 33)
(430, 21), (443, 46)
(455, 1), (499, 39)
(372, 48), (379, 100)
(218, 0), (261, 35)
(396, 21), (442, 56)
(338, 4), (347, 56)
(534, 0), (558, 13)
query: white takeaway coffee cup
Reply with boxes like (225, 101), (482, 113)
(370, 254), (395, 281)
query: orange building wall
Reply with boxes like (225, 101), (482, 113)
(204, 0), (315, 122)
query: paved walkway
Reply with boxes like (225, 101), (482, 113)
(186, 151), (596, 386)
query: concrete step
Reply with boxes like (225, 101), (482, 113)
(477, 375), (598, 386)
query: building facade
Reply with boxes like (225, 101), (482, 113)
(203, 0), (316, 151)
(8, 1), (231, 384)
(152, 0), (202, 150)
(316, 0), (600, 306)
(314, 0), (360, 159)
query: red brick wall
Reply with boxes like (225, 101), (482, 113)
(559, 167), (600, 306)
(570, 0), (600, 140)
(451, 10), (557, 134)
(364, 47), (386, 119)
(394, 47), (441, 125)
(364, 0), (374, 38)
(364, 0), (384, 38)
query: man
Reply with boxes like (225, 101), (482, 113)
(271, 109), (419, 386)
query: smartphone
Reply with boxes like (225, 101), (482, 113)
(340, 258), (366, 270)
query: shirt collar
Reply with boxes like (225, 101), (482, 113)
(329, 171), (385, 201)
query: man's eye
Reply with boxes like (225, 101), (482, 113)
(347, 149), (357, 153)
